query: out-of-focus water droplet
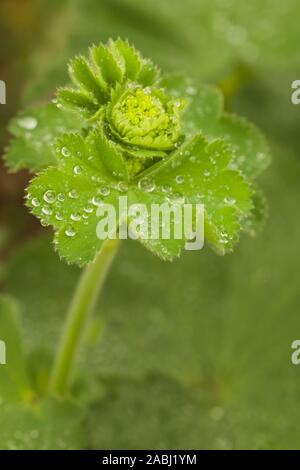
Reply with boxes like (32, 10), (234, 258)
(256, 152), (265, 161)
(55, 212), (63, 221)
(57, 193), (65, 202)
(210, 406), (225, 421)
(224, 196), (236, 205)
(29, 430), (39, 440)
(18, 116), (38, 130)
(186, 85), (197, 96)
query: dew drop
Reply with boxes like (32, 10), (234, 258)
(175, 175), (184, 184)
(65, 227), (76, 237)
(43, 190), (56, 204)
(168, 192), (185, 205)
(84, 205), (94, 213)
(117, 181), (128, 193)
(61, 147), (71, 157)
(204, 170), (211, 177)
(55, 213), (63, 221)
(42, 206), (53, 216)
(161, 184), (171, 193)
(31, 198), (40, 207)
(73, 165), (82, 175)
(69, 189), (79, 199)
(92, 196), (103, 206)
(57, 193), (65, 202)
(70, 213), (81, 222)
(99, 186), (110, 197)
(138, 178), (155, 193)
(18, 116), (38, 130)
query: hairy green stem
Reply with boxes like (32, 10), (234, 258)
(50, 238), (120, 396)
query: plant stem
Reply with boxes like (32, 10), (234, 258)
(50, 238), (120, 396)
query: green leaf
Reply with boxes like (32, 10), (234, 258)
(26, 132), (124, 265)
(114, 39), (142, 80)
(27, 130), (253, 264)
(5, 103), (82, 172)
(92, 129), (129, 181)
(91, 43), (124, 85)
(163, 76), (270, 180)
(86, 375), (229, 450)
(128, 188), (186, 261)
(143, 135), (252, 254)
(5, 142), (300, 448)
(137, 59), (160, 86)
(242, 185), (268, 236)
(204, 114), (271, 179)
(0, 397), (85, 450)
(0, 296), (32, 402)
(68, 56), (107, 103)
(57, 87), (98, 115)
(162, 74), (223, 136)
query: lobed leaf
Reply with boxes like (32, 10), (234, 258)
(5, 104), (82, 172)
(0, 296), (32, 403)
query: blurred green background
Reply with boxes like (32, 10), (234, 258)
(0, 0), (300, 450)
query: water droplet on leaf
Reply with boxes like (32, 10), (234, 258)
(175, 175), (184, 184)
(62, 147), (71, 157)
(43, 190), (56, 204)
(73, 165), (82, 175)
(138, 178), (155, 193)
(65, 227), (76, 237)
(31, 198), (40, 207)
(69, 189), (79, 199)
